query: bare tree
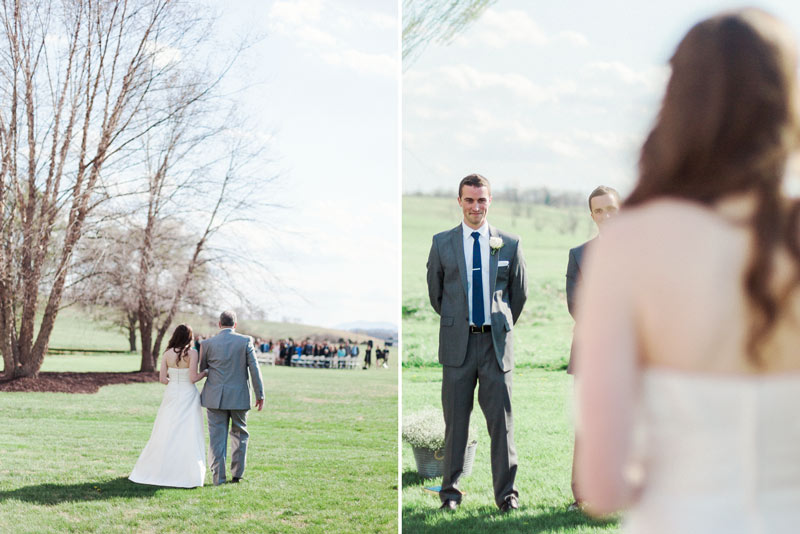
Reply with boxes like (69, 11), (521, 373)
(66, 224), (141, 351)
(0, 0), (217, 378)
(129, 90), (275, 371)
(66, 218), (212, 352)
(402, 0), (497, 67)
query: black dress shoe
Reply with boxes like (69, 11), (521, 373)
(440, 499), (459, 511)
(499, 495), (519, 513)
(231, 477), (241, 483)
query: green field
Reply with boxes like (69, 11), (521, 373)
(401, 195), (618, 533)
(0, 314), (399, 533)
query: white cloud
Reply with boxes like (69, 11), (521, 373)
(269, 0), (323, 25)
(586, 61), (668, 92)
(454, 131), (480, 149)
(144, 40), (182, 68)
(463, 8), (548, 48)
(587, 61), (643, 85)
(294, 24), (337, 47)
(572, 130), (639, 151)
(322, 49), (396, 79)
(406, 64), (573, 106)
(452, 8), (588, 50)
(268, 0), (396, 79)
(545, 138), (583, 158)
(557, 31), (589, 47)
(368, 12), (397, 31)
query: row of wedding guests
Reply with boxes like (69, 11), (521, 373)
(192, 335), (388, 369)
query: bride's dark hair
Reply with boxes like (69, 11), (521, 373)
(167, 324), (194, 364)
(625, 8), (800, 364)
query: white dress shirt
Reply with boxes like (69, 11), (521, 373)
(462, 221), (491, 327)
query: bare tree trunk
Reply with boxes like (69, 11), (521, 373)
(127, 312), (137, 352)
(138, 313), (155, 372)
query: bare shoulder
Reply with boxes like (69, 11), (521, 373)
(621, 198), (732, 226)
(163, 348), (177, 366)
(599, 199), (723, 248)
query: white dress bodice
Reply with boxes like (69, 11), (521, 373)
(625, 369), (800, 534)
(167, 367), (192, 384)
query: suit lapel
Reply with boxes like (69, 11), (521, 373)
(449, 225), (469, 300)
(489, 225), (498, 297)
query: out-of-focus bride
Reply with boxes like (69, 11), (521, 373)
(576, 8), (800, 533)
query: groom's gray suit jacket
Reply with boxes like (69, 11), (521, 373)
(199, 329), (264, 410)
(427, 224), (527, 371)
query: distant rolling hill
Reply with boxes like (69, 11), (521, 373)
(333, 321), (398, 343)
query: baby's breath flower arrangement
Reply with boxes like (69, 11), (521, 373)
(402, 409), (476, 450)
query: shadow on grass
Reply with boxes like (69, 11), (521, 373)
(402, 469), (437, 488)
(402, 469), (619, 533)
(0, 477), (185, 504)
(402, 504), (618, 533)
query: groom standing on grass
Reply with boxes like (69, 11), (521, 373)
(200, 310), (265, 485)
(427, 173), (528, 512)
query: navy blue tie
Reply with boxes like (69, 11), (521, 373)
(471, 231), (484, 326)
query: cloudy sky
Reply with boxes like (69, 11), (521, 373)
(403, 0), (800, 197)
(209, 0), (398, 328)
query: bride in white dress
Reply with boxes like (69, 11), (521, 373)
(574, 9), (800, 533)
(129, 324), (208, 488)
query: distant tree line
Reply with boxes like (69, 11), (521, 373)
(407, 187), (589, 208)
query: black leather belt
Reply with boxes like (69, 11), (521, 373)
(469, 325), (491, 334)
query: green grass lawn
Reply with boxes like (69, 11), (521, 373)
(1, 320), (398, 534)
(402, 195), (618, 532)
(402, 368), (618, 533)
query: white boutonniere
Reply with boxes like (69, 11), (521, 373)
(489, 236), (504, 255)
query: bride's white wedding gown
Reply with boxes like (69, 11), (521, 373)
(623, 369), (800, 533)
(129, 367), (206, 488)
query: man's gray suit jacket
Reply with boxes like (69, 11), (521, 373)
(427, 224), (527, 371)
(565, 238), (594, 374)
(199, 329), (265, 410)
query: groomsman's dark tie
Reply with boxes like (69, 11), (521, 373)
(471, 231), (484, 326)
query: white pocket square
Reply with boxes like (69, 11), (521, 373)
(498, 260), (509, 267)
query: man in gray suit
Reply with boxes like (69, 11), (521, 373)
(427, 174), (528, 512)
(565, 185), (620, 509)
(200, 310), (265, 485)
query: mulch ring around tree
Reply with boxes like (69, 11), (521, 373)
(0, 372), (160, 394)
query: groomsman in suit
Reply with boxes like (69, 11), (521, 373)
(565, 185), (620, 510)
(427, 174), (528, 512)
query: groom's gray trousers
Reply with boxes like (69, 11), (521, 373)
(207, 408), (249, 485)
(440, 330), (518, 506)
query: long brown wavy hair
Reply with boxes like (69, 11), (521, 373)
(626, 9), (800, 364)
(167, 324), (194, 365)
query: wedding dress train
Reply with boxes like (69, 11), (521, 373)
(129, 367), (206, 488)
